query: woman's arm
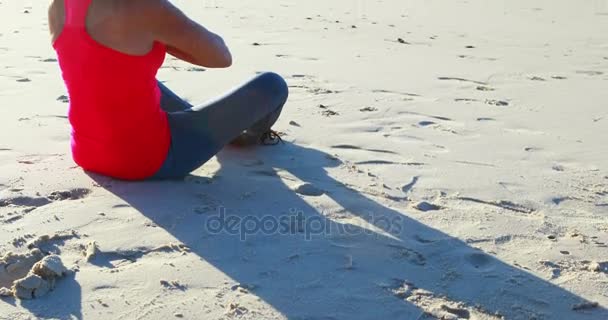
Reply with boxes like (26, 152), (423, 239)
(141, 0), (232, 68)
(165, 46), (199, 65)
(48, 0), (65, 44)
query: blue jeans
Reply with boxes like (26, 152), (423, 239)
(151, 72), (288, 179)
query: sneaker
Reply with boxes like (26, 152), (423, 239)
(230, 129), (283, 147)
(260, 130), (283, 145)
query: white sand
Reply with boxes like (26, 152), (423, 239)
(1, 0), (607, 319)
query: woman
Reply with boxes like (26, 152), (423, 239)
(48, 0), (288, 180)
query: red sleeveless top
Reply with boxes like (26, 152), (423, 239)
(53, 0), (170, 180)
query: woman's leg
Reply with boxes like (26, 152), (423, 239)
(158, 81), (194, 112)
(159, 79), (281, 132)
(153, 72), (289, 179)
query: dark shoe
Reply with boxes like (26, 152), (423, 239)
(230, 129), (283, 147)
(260, 130), (283, 145)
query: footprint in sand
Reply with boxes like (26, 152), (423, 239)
(10, 234), (36, 248)
(386, 279), (502, 319)
(401, 176), (419, 194)
(412, 120), (459, 135)
(160, 279), (187, 291)
(372, 89), (421, 98)
(398, 111), (452, 122)
(111, 204), (131, 209)
(529, 76), (547, 81)
(417, 120), (436, 127)
(321, 109), (339, 117)
(249, 170), (279, 179)
(239, 159), (264, 167)
(0, 196), (51, 208)
(476, 85), (495, 91)
(413, 234), (439, 244)
(413, 201), (441, 212)
(288, 84), (337, 95)
(485, 99), (509, 107)
(464, 252), (496, 271)
(386, 244), (426, 266)
(359, 106), (378, 112)
(355, 160), (425, 166)
(455, 98), (479, 103)
(318, 104), (339, 117)
(24, 230), (80, 252)
(438, 76), (487, 85)
(47, 188), (91, 201)
(293, 183), (324, 197)
(15, 153), (66, 165)
(56, 95), (69, 103)
(540, 259), (608, 280)
(83, 243), (190, 270)
(457, 197), (535, 214)
(576, 70), (603, 76)
(309, 87), (337, 95)
(331, 144), (398, 155)
(0, 188), (91, 224)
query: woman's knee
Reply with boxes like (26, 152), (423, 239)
(255, 72), (289, 104)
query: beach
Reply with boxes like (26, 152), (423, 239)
(0, 0), (607, 319)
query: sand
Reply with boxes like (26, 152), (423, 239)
(0, 0), (607, 319)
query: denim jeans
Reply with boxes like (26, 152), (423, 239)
(151, 72), (288, 179)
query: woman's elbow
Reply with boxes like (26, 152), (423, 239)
(211, 53), (232, 68)
(220, 53), (232, 68)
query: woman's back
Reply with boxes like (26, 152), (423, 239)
(51, 0), (170, 180)
(49, 0), (160, 56)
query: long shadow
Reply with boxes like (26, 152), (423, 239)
(92, 143), (606, 320)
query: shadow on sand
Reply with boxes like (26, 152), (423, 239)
(1, 274), (82, 320)
(90, 143), (606, 320)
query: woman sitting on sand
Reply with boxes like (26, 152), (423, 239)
(48, 0), (288, 180)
